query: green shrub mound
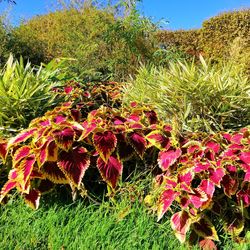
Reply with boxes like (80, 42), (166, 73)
(123, 57), (250, 132)
(156, 29), (201, 58)
(0, 55), (71, 133)
(0, 17), (10, 66)
(200, 9), (250, 61)
(11, 5), (156, 81)
(156, 9), (250, 73)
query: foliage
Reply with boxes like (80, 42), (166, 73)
(228, 36), (250, 78)
(0, 55), (71, 133)
(156, 29), (201, 59)
(123, 57), (250, 132)
(200, 9), (250, 62)
(11, 4), (157, 81)
(0, 15), (11, 66)
(146, 126), (250, 247)
(0, 94), (162, 208)
(0, 79), (249, 248)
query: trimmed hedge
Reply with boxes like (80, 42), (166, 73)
(200, 9), (250, 61)
(156, 9), (250, 65)
(156, 29), (201, 58)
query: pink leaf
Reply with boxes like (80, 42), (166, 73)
(239, 152), (250, 165)
(158, 149), (181, 171)
(199, 239), (217, 250)
(170, 211), (191, 243)
(157, 189), (180, 221)
(8, 128), (37, 147)
(209, 168), (225, 187)
(0, 180), (17, 202)
(198, 180), (215, 199)
(13, 146), (31, 167)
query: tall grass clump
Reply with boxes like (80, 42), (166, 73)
(0, 55), (70, 134)
(123, 57), (250, 132)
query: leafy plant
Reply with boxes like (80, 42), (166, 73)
(0, 98), (164, 208)
(123, 57), (250, 132)
(11, 3), (157, 81)
(146, 126), (250, 247)
(0, 55), (71, 133)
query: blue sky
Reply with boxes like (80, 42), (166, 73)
(0, 0), (249, 30)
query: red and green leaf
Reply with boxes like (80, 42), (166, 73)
(93, 131), (117, 162)
(53, 127), (75, 151)
(0, 140), (7, 162)
(146, 131), (170, 150)
(0, 180), (17, 202)
(221, 174), (239, 197)
(58, 147), (90, 187)
(170, 210), (191, 243)
(223, 210), (245, 236)
(158, 149), (181, 171)
(13, 146), (31, 167)
(24, 189), (41, 210)
(8, 128), (37, 147)
(193, 216), (219, 241)
(97, 155), (123, 189)
(128, 132), (147, 158)
(42, 161), (68, 184)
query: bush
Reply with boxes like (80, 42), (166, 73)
(0, 16), (11, 66)
(200, 9), (250, 62)
(0, 55), (71, 133)
(1, 95), (249, 248)
(156, 29), (201, 59)
(123, 57), (250, 132)
(147, 127), (250, 247)
(11, 5), (157, 81)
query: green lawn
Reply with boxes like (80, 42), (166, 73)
(0, 190), (245, 250)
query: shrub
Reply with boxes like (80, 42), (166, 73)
(0, 55), (71, 133)
(123, 57), (250, 132)
(0, 16), (11, 66)
(146, 127), (250, 247)
(200, 9), (250, 62)
(156, 29), (201, 59)
(11, 5), (157, 81)
(0, 93), (162, 208)
(0, 95), (249, 248)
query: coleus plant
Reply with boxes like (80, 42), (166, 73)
(0, 79), (249, 249)
(148, 127), (250, 248)
(0, 100), (168, 209)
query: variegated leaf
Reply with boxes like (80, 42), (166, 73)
(97, 155), (123, 189)
(170, 211), (191, 243)
(58, 147), (90, 187)
(158, 149), (182, 171)
(24, 189), (41, 210)
(93, 131), (117, 163)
